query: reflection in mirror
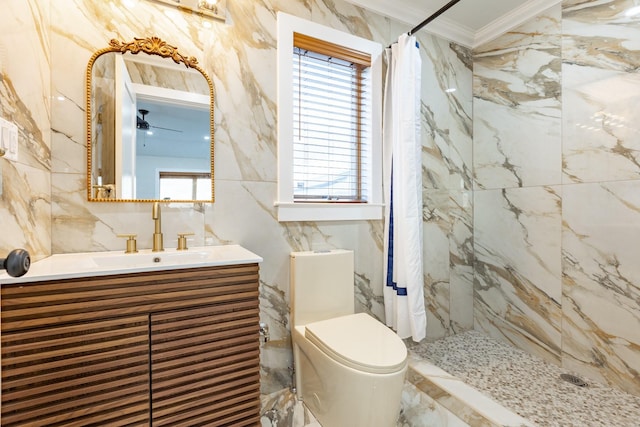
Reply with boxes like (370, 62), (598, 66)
(136, 100), (210, 200)
(86, 37), (214, 202)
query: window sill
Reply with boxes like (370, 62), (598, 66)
(275, 202), (383, 222)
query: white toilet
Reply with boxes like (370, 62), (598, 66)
(290, 249), (407, 427)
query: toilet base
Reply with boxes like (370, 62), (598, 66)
(293, 326), (406, 427)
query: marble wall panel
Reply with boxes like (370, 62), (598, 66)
(52, 172), (207, 253)
(0, 163), (51, 258)
(562, 181), (640, 395)
(418, 30), (474, 340)
(424, 190), (453, 340)
(311, 0), (389, 42)
(562, 0), (640, 184)
(471, 2), (564, 372)
(420, 189), (474, 340)
(560, 0), (640, 395)
(449, 190), (474, 333)
(562, 65), (640, 183)
(473, 5), (562, 190)
(419, 33), (473, 192)
(354, 219), (386, 322)
(210, 0), (280, 183)
(474, 186), (562, 364)
(0, 0), (51, 261)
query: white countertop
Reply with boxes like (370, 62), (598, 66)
(0, 245), (262, 285)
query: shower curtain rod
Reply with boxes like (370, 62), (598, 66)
(388, 0), (462, 46)
(408, 0), (462, 36)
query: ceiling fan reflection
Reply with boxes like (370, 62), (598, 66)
(136, 109), (182, 133)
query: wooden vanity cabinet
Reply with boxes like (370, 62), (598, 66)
(1, 263), (261, 426)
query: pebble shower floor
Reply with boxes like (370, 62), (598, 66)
(407, 330), (640, 427)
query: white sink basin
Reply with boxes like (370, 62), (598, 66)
(92, 250), (210, 268)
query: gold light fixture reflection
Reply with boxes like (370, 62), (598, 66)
(199, 0), (218, 11)
(145, 0), (226, 21)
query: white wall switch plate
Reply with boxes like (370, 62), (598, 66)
(0, 116), (18, 162)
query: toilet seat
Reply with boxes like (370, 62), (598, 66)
(304, 313), (407, 374)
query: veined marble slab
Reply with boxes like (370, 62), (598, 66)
(0, 0), (52, 262)
(419, 29), (474, 340)
(474, 186), (562, 364)
(473, 5), (561, 190)
(560, 0), (640, 395)
(562, 0), (640, 183)
(562, 181), (640, 396)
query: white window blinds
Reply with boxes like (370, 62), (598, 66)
(292, 33), (372, 203)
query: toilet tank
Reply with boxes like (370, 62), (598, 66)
(290, 250), (354, 326)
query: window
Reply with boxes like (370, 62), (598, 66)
(293, 34), (370, 203)
(159, 171), (211, 200)
(277, 12), (383, 222)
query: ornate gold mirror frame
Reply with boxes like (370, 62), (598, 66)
(86, 36), (215, 203)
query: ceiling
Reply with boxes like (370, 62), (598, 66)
(136, 100), (210, 159)
(343, 0), (560, 48)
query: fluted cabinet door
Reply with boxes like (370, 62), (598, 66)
(1, 314), (150, 426)
(150, 297), (261, 426)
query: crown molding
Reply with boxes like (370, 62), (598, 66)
(419, 15), (475, 47)
(344, 0), (474, 46)
(344, 0), (561, 48)
(343, 0), (422, 32)
(473, 0), (561, 47)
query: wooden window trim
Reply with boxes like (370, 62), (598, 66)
(293, 33), (369, 203)
(293, 33), (371, 67)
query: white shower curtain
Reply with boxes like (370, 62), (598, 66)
(382, 33), (427, 342)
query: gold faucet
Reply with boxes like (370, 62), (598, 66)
(152, 202), (164, 252)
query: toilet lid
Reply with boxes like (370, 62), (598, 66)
(304, 313), (407, 374)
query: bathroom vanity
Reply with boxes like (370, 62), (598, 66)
(0, 245), (262, 426)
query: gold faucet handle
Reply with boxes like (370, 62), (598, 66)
(117, 234), (138, 254)
(176, 232), (195, 251)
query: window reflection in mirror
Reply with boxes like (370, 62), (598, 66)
(159, 171), (212, 200)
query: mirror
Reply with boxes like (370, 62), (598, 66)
(86, 36), (214, 202)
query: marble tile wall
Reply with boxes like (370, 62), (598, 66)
(473, 0), (640, 396)
(473, 3), (564, 363)
(561, 0), (640, 395)
(0, 0), (51, 262)
(418, 31), (474, 341)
